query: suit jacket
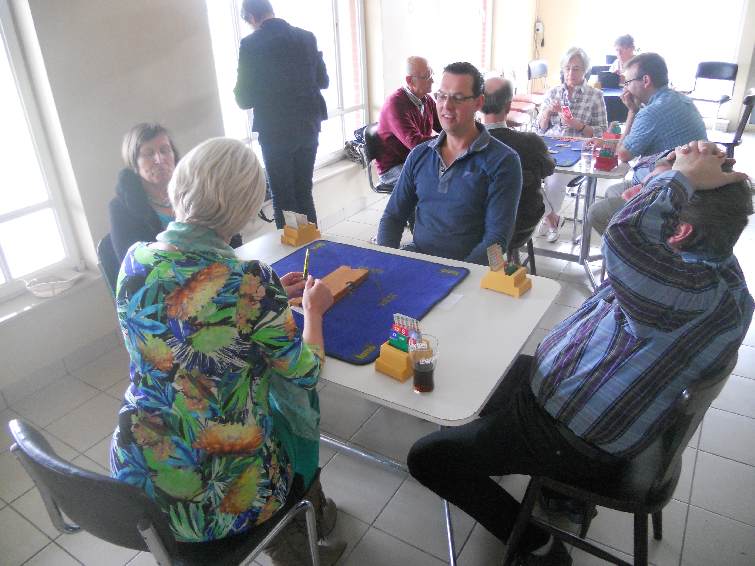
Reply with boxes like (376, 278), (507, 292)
(234, 18), (329, 143)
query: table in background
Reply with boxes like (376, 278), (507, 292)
(537, 137), (630, 288)
(237, 233), (560, 565)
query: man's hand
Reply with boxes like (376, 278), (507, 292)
(620, 91), (640, 113)
(560, 113), (581, 129)
(672, 141), (748, 190)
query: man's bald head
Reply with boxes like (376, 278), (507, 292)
(482, 77), (513, 116)
(405, 56), (434, 97)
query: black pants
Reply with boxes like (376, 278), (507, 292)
(260, 135), (319, 229)
(407, 355), (621, 553)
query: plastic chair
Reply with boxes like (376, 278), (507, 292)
(686, 62), (738, 119)
(501, 357), (737, 566)
(706, 87), (755, 158)
(606, 54), (617, 65)
(598, 71), (621, 89)
(8, 418), (321, 566)
(507, 230), (537, 276)
(97, 234), (119, 297)
(589, 65), (610, 77)
(514, 60), (549, 107)
(363, 123), (396, 194)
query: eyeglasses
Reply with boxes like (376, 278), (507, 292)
(434, 91), (477, 104)
(620, 77), (642, 88)
(139, 145), (174, 161)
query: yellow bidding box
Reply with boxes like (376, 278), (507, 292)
(281, 223), (321, 246)
(374, 342), (413, 382)
(480, 266), (532, 297)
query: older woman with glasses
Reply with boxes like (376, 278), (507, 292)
(109, 138), (345, 565)
(536, 47), (608, 242)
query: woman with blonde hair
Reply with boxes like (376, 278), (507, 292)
(110, 138), (345, 565)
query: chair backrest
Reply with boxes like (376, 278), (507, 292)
(605, 54), (617, 64)
(598, 71), (620, 89)
(97, 234), (119, 296)
(363, 123), (382, 163)
(651, 356), (737, 491)
(590, 65), (610, 77)
(527, 59), (548, 81)
(8, 419), (178, 554)
(731, 88), (755, 145)
(696, 61), (738, 82)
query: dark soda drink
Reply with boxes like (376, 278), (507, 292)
(413, 363), (435, 393)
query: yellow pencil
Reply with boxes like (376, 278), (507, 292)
(303, 248), (310, 279)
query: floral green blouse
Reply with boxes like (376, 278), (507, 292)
(109, 243), (322, 542)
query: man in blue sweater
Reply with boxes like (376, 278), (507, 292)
(376, 62), (522, 265)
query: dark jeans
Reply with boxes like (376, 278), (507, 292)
(260, 136), (319, 229)
(407, 355), (622, 553)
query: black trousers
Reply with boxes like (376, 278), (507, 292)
(407, 355), (622, 553)
(260, 135), (319, 229)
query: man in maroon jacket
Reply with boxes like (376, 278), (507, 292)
(375, 56), (441, 185)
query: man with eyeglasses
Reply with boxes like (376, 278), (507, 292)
(377, 62), (522, 265)
(375, 56), (441, 186)
(589, 52), (707, 236)
(234, 0), (329, 230)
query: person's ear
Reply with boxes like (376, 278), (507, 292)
(667, 222), (694, 248)
(405, 75), (414, 89)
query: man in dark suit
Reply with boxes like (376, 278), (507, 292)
(234, 0), (329, 228)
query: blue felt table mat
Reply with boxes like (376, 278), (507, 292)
(542, 136), (583, 167)
(271, 240), (469, 365)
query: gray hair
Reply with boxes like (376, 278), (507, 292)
(561, 47), (591, 80)
(169, 138), (266, 240)
(406, 56), (428, 77)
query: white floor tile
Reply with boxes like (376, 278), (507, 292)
(742, 319), (754, 347)
(691, 451), (755, 525)
(0, 506), (51, 566)
(0, 449), (35, 503)
(699, 408), (755, 466)
(320, 453), (405, 524)
(0, 360), (68, 407)
(554, 280), (593, 308)
(350, 407), (437, 464)
(46, 393), (120, 452)
(1, 408), (21, 452)
(733, 345), (755, 379)
(673, 447), (696, 503)
(11, 487), (61, 540)
(348, 207), (384, 226)
(57, 530), (139, 566)
(522, 328), (549, 356)
(105, 377), (131, 401)
(538, 304), (578, 331)
(125, 551), (158, 566)
(341, 527), (445, 566)
(24, 542), (82, 566)
(688, 422), (702, 449)
(83, 435), (113, 470)
(374, 478), (475, 560)
(318, 383), (379, 440)
(682, 506), (755, 566)
(72, 347), (130, 391)
(569, 539), (636, 565)
(70, 454), (109, 475)
(11, 376), (99, 428)
(324, 220), (377, 243)
(712, 374), (755, 418)
(318, 439), (337, 468)
(62, 332), (121, 375)
(530, 256), (568, 280)
(583, 498), (687, 566)
(457, 521), (506, 566)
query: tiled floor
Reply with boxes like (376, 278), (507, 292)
(1, 139), (754, 565)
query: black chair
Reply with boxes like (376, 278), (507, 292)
(502, 357), (737, 566)
(363, 123), (395, 194)
(606, 54), (617, 65)
(590, 65), (610, 77)
(507, 231), (537, 276)
(8, 418), (321, 566)
(514, 60), (549, 107)
(598, 71), (621, 89)
(97, 234), (119, 297)
(707, 87), (755, 158)
(686, 62), (739, 119)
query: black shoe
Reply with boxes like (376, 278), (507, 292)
(515, 539), (572, 566)
(539, 491), (597, 524)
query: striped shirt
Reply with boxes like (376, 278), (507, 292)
(530, 171), (753, 457)
(536, 83), (608, 137)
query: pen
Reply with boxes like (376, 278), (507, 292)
(303, 248), (310, 280)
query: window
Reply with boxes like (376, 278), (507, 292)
(0, 4), (78, 299)
(206, 0), (368, 167)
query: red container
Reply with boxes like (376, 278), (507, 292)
(594, 155), (618, 171)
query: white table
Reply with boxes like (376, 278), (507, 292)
(237, 233), (561, 564)
(534, 161), (630, 288)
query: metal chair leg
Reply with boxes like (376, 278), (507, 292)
(578, 504), (596, 539)
(633, 513), (649, 566)
(527, 239), (537, 276)
(652, 511), (663, 540)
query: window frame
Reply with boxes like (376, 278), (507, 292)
(0, 2), (81, 300)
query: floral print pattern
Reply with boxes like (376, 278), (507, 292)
(110, 244), (322, 542)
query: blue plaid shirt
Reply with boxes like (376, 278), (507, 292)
(530, 171), (753, 457)
(623, 87), (707, 160)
